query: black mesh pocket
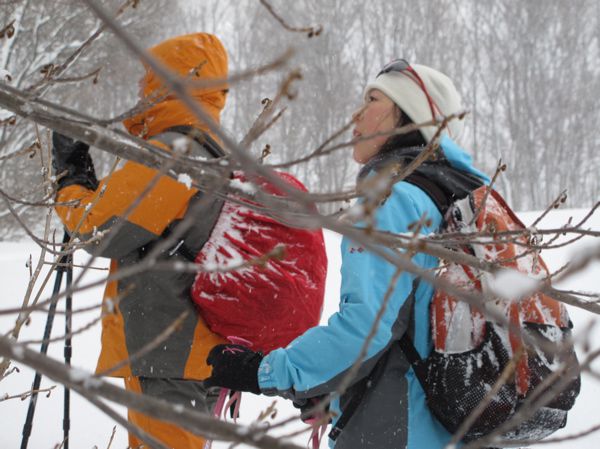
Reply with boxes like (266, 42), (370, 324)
(414, 324), (515, 440)
(414, 323), (577, 443)
(501, 406), (567, 442)
(524, 323), (581, 411)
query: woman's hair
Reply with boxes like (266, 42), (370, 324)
(380, 105), (427, 151)
(394, 105), (407, 127)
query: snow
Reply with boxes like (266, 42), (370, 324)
(173, 136), (192, 154)
(341, 203), (365, 222)
(11, 344), (24, 360)
(68, 367), (89, 383)
(0, 107), (13, 121)
(0, 68), (12, 82)
(229, 178), (258, 195)
(193, 200), (274, 286)
(0, 209), (598, 448)
(83, 376), (103, 389)
(20, 102), (33, 115)
(177, 173), (193, 189)
(487, 268), (539, 300)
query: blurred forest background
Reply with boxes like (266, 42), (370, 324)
(1, 0), (599, 239)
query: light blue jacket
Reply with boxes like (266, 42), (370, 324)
(259, 136), (489, 448)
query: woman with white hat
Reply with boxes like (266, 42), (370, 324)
(205, 59), (490, 448)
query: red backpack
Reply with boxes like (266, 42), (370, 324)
(402, 186), (581, 443)
(191, 171), (327, 353)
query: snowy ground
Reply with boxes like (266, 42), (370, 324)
(0, 208), (598, 449)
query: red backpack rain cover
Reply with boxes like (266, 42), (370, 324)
(191, 171), (327, 353)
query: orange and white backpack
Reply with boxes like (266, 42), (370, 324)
(400, 185), (581, 443)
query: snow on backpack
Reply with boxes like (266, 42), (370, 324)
(152, 127), (326, 354)
(190, 170), (327, 353)
(401, 185), (581, 443)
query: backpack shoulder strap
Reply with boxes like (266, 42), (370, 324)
(398, 333), (429, 389)
(155, 125), (227, 159)
(397, 281), (429, 393)
(403, 171), (452, 215)
(398, 169), (477, 382)
(139, 127), (227, 262)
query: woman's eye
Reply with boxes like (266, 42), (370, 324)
(368, 95), (376, 102)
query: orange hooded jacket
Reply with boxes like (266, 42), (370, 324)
(55, 33), (229, 380)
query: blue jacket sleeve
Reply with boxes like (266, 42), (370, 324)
(258, 182), (442, 399)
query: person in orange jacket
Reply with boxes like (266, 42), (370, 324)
(53, 33), (231, 448)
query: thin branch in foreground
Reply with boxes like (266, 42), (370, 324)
(26, 0), (136, 97)
(271, 112), (451, 171)
(51, 66), (102, 85)
(531, 189), (568, 228)
(95, 310), (190, 377)
(240, 68), (302, 150)
(258, 0), (322, 37)
(270, 268), (404, 433)
(100, 48), (294, 126)
(461, 345), (598, 449)
(468, 158), (506, 226)
(0, 336), (304, 449)
(0, 385), (56, 402)
(271, 116), (355, 169)
(0, 365), (19, 381)
(105, 425), (117, 449)
(11, 2), (596, 390)
(86, 396), (171, 449)
(0, 184), (55, 207)
(0, 115), (16, 126)
(0, 138), (39, 161)
(555, 242), (600, 284)
(20, 311), (102, 345)
(0, 19), (15, 39)
(448, 347), (523, 445)
(7, 135), (57, 345)
(0, 294), (104, 316)
(536, 421), (600, 444)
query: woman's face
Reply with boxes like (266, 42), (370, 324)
(351, 89), (398, 164)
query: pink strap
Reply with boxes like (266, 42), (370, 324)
(204, 336), (252, 449)
(213, 388), (230, 419)
(223, 391), (243, 423)
(227, 335), (253, 346)
(304, 415), (328, 449)
(203, 388), (230, 449)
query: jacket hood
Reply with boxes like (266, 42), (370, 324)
(359, 136), (489, 184)
(124, 33), (228, 139)
(437, 135), (489, 183)
(358, 136), (489, 214)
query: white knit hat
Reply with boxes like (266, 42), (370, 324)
(364, 63), (464, 143)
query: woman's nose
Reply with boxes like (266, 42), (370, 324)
(351, 107), (363, 123)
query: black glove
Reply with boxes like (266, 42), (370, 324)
(205, 344), (262, 394)
(52, 132), (98, 190)
(293, 395), (331, 423)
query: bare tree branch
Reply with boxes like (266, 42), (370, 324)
(258, 0), (322, 37)
(0, 335), (305, 449)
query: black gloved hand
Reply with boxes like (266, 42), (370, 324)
(293, 395), (331, 423)
(52, 132), (99, 190)
(205, 344), (262, 394)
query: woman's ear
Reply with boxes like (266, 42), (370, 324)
(394, 105), (404, 127)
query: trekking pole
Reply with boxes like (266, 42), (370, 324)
(63, 249), (73, 449)
(21, 231), (71, 449)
